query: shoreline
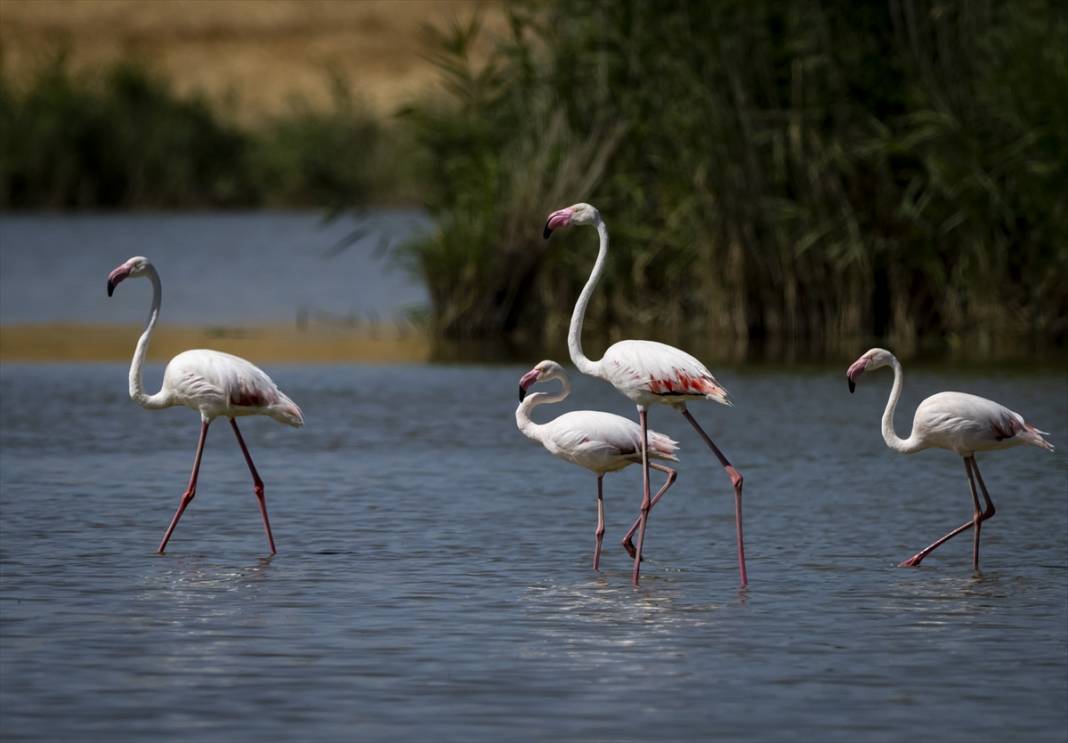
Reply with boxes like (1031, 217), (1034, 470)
(0, 325), (430, 364)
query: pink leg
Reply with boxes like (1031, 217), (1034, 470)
(593, 475), (605, 571)
(680, 407), (748, 588)
(158, 420), (210, 554)
(898, 456), (995, 568)
(631, 407), (652, 585)
(230, 418), (277, 554)
(622, 463), (678, 558)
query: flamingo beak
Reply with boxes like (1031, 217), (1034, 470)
(846, 357), (870, 394)
(106, 265), (131, 297)
(542, 208), (573, 239)
(518, 368), (541, 401)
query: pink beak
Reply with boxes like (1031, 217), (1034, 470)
(518, 368), (541, 401)
(542, 208), (573, 239)
(846, 357), (870, 393)
(106, 264), (131, 297)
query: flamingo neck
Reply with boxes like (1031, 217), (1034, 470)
(881, 356), (922, 453)
(129, 266), (170, 410)
(568, 218), (608, 379)
(516, 375), (572, 441)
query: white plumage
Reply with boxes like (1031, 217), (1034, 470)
(107, 255), (302, 554)
(516, 360), (679, 571)
(846, 347), (1054, 569)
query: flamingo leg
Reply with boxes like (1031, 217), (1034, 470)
(680, 407), (748, 588)
(631, 407), (652, 585)
(158, 420), (210, 554)
(622, 463), (679, 559)
(230, 418), (277, 554)
(898, 456), (995, 568)
(593, 475), (605, 571)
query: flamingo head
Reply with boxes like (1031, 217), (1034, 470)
(846, 347), (894, 393)
(518, 359), (566, 401)
(542, 203), (600, 239)
(107, 256), (151, 297)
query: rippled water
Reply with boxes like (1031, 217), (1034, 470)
(1, 362), (1065, 740)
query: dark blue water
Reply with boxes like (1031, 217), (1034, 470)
(0, 211), (429, 326)
(2, 362), (1065, 741)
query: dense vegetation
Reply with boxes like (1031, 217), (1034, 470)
(0, 56), (387, 210)
(402, 0), (1068, 358)
(3, 1), (1066, 358)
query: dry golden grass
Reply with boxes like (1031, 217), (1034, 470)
(0, 0), (508, 118)
(0, 324), (430, 363)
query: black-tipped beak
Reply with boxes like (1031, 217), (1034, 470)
(107, 279), (116, 297)
(519, 385), (527, 402)
(542, 221), (553, 240)
(848, 378), (856, 394)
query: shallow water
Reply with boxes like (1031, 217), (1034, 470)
(0, 211), (429, 326)
(1, 362), (1065, 740)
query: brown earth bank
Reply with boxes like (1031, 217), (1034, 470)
(0, 324), (430, 363)
(0, 0), (508, 119)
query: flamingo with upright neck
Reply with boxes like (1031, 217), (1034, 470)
(543, 203), (747, 587)
(516, 360), (680, 571)
(847, 347), (1054, 569)
(107, 256), (303, 554)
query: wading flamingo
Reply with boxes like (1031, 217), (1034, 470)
(107, 256), (303, 554)
(516, 361), (679, 571)
(543, 203), (746, 587)
(846, 347), (1054, 569)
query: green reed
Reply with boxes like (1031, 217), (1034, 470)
(399, 0), (1068, 359)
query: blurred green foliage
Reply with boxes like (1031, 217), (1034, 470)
(401, 0), (1068, 357)
(0, 54), (385, 210)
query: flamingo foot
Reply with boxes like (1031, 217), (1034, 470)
(621, 539), (647, 561)
(898, 554), (924, 568)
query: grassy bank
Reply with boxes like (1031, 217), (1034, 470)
(0, 325), (430, 364)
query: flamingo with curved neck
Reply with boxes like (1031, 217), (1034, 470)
(847, 347), (1054, 569)
(544, 203), (746, 587)
(516, 360), (679, 571)
(107, 256), (304, 554)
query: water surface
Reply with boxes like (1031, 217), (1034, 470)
(0, 211), (429, 326)
(1, 363), (1065, 740)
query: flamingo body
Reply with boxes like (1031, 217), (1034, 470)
(907, 391), (1052, 456)
(107, 255), (301, 554)
(516, 360), (680, 570)
(846, 347), (1053, 569)
(599, 339), (731, 407)
(160, 349), (303, 426)
(542, 203), (747, 586)
(525, 409), (678, 473)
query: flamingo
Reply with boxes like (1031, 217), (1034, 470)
(516, 361), (680, 572)
(846, 347), (1054, 569)
(543, 203), (747, 587)
(106, 256), (304, 554)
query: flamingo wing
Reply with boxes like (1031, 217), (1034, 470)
(163, 350), (303, 426)
(915, 392), (1052, 453)
(543, 410), (679, 468)
(601, 340), (731, 404)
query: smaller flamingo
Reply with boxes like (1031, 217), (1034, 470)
(847, 347), (1054, 569)
(107, 256), (304, 554)
(516, 360), (679, 572)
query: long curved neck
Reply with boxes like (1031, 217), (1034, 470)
(568, 218), (608, 378)
(129, 266), (170, 410)
(516, 375), (572, 441)
(881, 357), (921, 453)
